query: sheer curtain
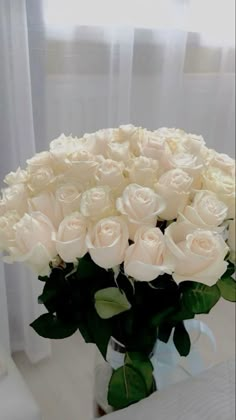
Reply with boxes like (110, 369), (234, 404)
(0, 0), (235, 361)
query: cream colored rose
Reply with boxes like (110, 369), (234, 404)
(86, 216), (129, 269)
(113, 125), (144, 156)
(181, 191), (228, 229)
(4, 212), (57, 276)
(228, 219), (235, 263)
(116, 184), (166, 226)
(65, 149), (98, 187)
(80, 186), (115, 220)
(50, 134), (79, 158)
(28, 166), (55, 194)
(124, 226), (171, 282)
(83, 128), (114, 155)
(4, 168), (29, 185)
(165, 221), (229, 285)
(2, 184), (29, 216)
(208, 150), (235, 175)
(28, 191), (63, 229)
(155, 169), (193, 220)
(56, 184), (83, 217)
(0, 200), (7, 217)
(126, 156), (159, 188)
(95, 159), (126, 194)
(27, 151), (53, 170)
(54, 212), (87, 262)
(139, 131), (166, 161)
(202, 167), (235, 218)
(106, 141), (132, 162)
(0, 211), (20, 249)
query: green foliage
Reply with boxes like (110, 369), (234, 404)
(217, 277), (236, 302)
(30, 313), (77, 339)
(95, 287), (131, 319)
(108, 352), (155, 410)
(180, 281), (221, 314)
(173, 322), (191, 356)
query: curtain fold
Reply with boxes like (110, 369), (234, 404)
(0, 0), (235, 362)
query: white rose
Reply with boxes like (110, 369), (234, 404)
(95, 159), (126, 194)
(208, 150), (235, 175)
(54, 212), (87, 262)
(83, 128), (114, 155)
(165, 221), (229, 285)
(0, 200), (7, 217)
(1, 184), (29, 215)
(50, 134), (79, 158)
(126, 157), (159, 187)
(155, 169), (193, 220)
(124, 226), (171, 282)
(55, 184), (83, 217)
(202, 167), (235, 218)
(86, 216), (129, 269)
(80, 186), (115, 220)
(181, 191), (228, 229)
(228, 219), (235, 263)
(28, 192), (63, 229)
(113, 125), (144, 156)
(4, 167), (29, 185)
(28, 166), (55, 194)
(139, 131), (166, 161)
(66, 149), (99, 187)
(4, 212), (57, 276)
(27, 151), (54, 170)
(106, 141), (132, 162)
(116, 184), (166, 227)
(0, 211), (20, 249)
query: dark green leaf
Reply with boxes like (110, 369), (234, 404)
(151, 307), (175, 327)
(125, 352), (154, 393)
(38, 289), (57, 305)
(30, 313), (77, 339)
(180, 282), (221, 314)
(173, 322), (191, 357)
(221, 261), (235, 279)
(158, 324), (173, 343)
(108, 364), (148, 410)
(38, 275), (48, 282)
(217, 277), (236, 302)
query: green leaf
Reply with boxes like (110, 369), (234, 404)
(30, 313), (77, 339)
(158, 324), (173, 343)
(38, 289), (57, 305)
(173, 322), (191, 357)
(95, 287), (131, 319)
(181, 282), (221, 314)
(151, 307), (175, 327)
(221, 261), (235, 279)
(108, 364), (148, 410)
(125, 353), (154, 394)
(38, 275), (48, 282)
(217, 277), (236, 302)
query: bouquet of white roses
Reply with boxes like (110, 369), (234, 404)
(0, 125), (235, 411)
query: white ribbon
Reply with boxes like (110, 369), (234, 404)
(106, 320), (216, 390)
(151, 319), (216, 390)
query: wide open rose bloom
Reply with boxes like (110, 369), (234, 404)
(4, 212), (57, 276)
(165, 221), (229, 285)
(86, 216), (129, 269)
(54, 212), (88, 262)
(181, 191), (228, 230)
(124, 226), (171, 282)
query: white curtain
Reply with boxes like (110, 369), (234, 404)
(0, 0), (235, 361)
